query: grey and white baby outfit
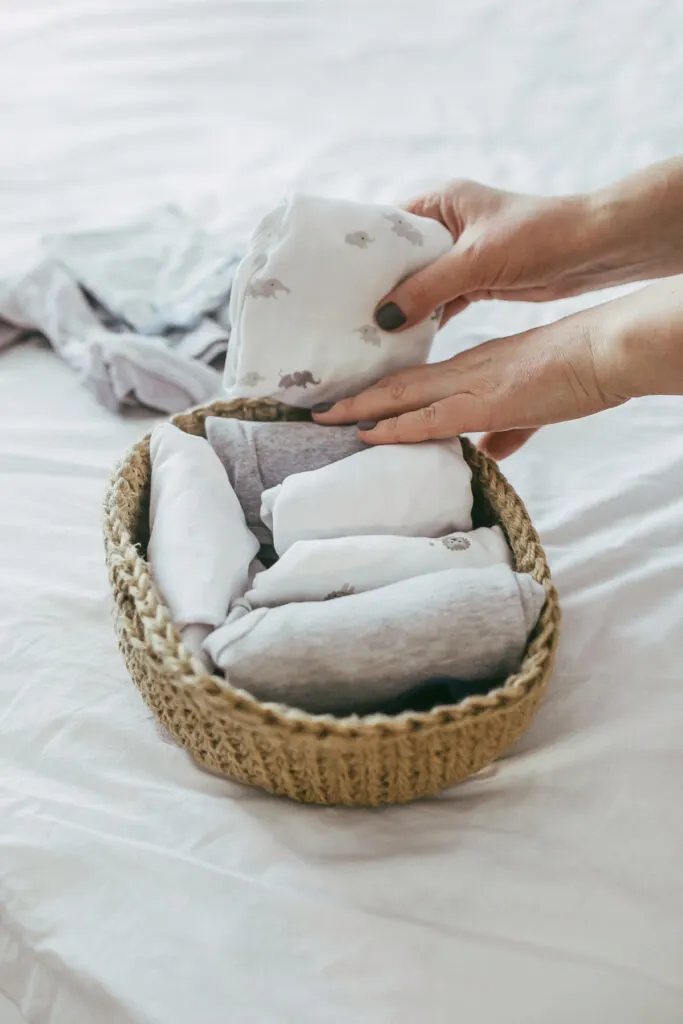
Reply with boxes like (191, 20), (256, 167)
(223, 193), (453, 407)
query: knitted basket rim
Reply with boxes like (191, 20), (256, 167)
(103, 399), (561, 804)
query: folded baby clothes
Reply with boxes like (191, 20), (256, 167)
(148, 423), (259, 660)
(245, 526), (512, 607)
(205, 417), (367, 542)
(260, 438), (473, 555)
(223, 193), (453, 408)
(177, 624), (215, 672)
(204, 565), (545, 715)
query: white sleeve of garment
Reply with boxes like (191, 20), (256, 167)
(147, 423), (260, 631)
(260, 438), (473, 555)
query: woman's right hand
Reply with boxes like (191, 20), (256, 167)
(373, 180), (600, 332)
(374, 160), (683, 332)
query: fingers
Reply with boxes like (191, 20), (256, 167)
(312, 363), (455, 425)
(478, 427), (539, 459)
(402, 194), (442, 220)
(357, 393), (487, 444)
(374, 243), (480, 332)
(441, 295), (470, 325)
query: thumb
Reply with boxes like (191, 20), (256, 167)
(478, 427), (539, 460)
(374, 241), (480, 332)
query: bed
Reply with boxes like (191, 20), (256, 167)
(1, 2), (682, 1022)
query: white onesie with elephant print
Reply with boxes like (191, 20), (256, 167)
(223, 193), (453, 408)
(259, 438), (474, 556)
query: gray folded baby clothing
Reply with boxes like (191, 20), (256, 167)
(205, 417), (367, 541)
(46, 206), (239, 337)
(204, 565), (545, 716)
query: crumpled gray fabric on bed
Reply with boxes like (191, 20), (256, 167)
(0, 207), (242, 413)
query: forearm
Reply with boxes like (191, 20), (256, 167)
(570, 158), (683, 293)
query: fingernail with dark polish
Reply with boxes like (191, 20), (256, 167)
(375, 302), (407, 331)
(312, 402), (334, 413)
(357, 421), (377, 432)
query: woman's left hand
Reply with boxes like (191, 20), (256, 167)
(313, 279), (683, 458)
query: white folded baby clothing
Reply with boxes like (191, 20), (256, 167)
(245, 526), (512, 607)
(204, 566), (545, 716)
(223, 193), (453, 407)
(205, 417), (367, 542)
(260, 438), (473, 555)
(147, 423), (259, 661)
(177, 624), (215, 672)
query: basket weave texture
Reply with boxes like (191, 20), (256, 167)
(103, 400), (560, 806)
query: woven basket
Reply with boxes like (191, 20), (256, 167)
(104, 399), (560, 806)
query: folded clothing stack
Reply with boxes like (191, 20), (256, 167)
(147, 421), (544, 716)
(147, 424), (260, 670)
(145, 193), (543, 717)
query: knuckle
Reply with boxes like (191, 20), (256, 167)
(446, 176), (474, 195)
(332, 398), (354, 418)
(378, 415), (399, 439)
(388, 379), (407, 401)
(459, 238), (486, 277)
(420, 403), (439, 428)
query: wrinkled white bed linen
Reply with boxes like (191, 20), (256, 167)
(1, 2), (682, 1023)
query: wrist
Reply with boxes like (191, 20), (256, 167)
(581, 160), (683, 288)
(580, 188), (656, 287)
(600, 277), (683, 400)
(532, 192), (636, 300)
(560, 189), (654, 294)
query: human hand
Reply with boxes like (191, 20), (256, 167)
(314, 277), (683, 458)
(373, 179), (600, 332)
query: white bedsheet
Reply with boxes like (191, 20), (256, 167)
(1, 2), (682, 1022)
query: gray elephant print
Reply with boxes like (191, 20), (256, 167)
(354, 324), (382, 347)
(430, 305), (444, 323)
(238, 370), (266, 387)
(382, 211), (424, 246)
(247, 277), (290, 299)
(323, 584), (356, 600)
(441, 535), (471, 551)
(345, 230), (375, 249)
(279, 370), (321, 390)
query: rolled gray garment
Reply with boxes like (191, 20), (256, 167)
(205, 417), (367, 541)
(203, 565), (545, 716)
